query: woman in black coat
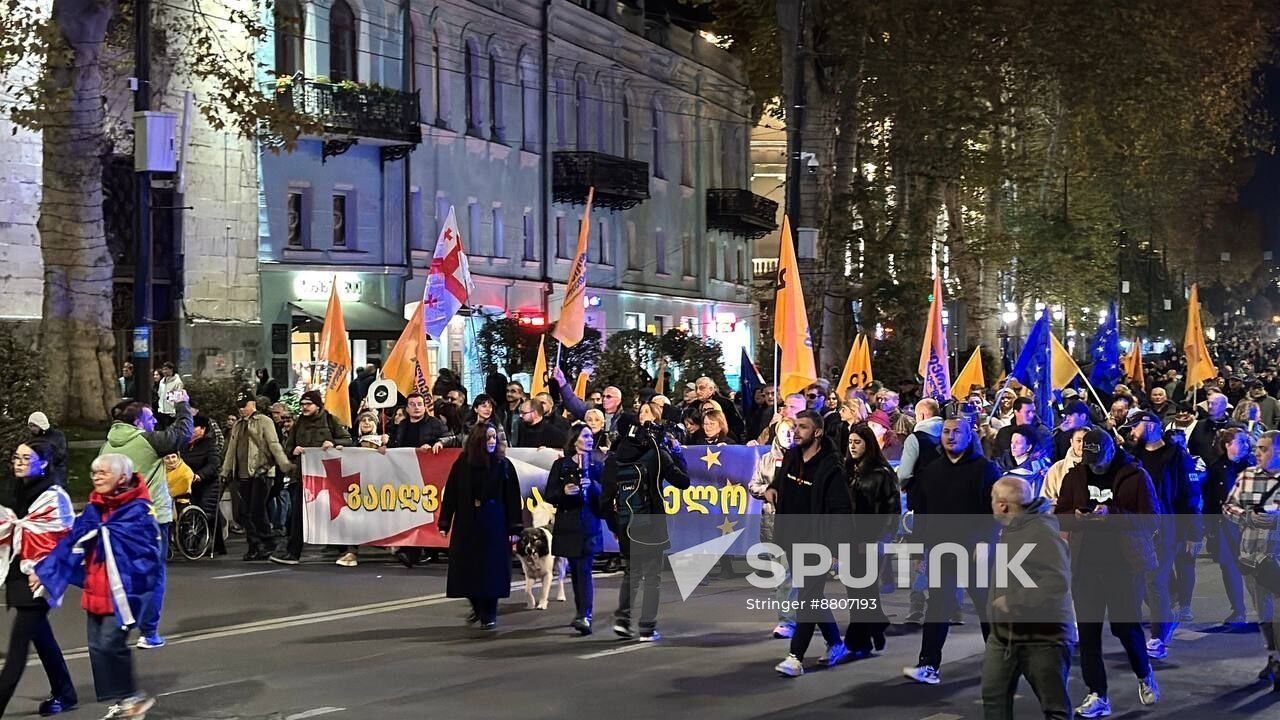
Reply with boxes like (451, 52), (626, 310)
(0, 440), (77, 716)
(438, 423), (524, 630)
(543, 424), (605, 635)
(843, 423), (901, 657)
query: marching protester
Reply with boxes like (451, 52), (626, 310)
(897, 398), (943, 624)
(101, 390), (192, 651)
(387, 392), (451, 568)
(748, 419), (798, 639)
(154, 362), (184, 430)
(1248, 379), (1280, 430)
(843, 422), (899, 656)
(26, 412), (68, 488)
(437, 424), (524, 631)
(255, 368), (281, 405)
(1205, 428), (1255, 624)
(1191, 392), (1241, 465)
(1042, 427), (1087, 510)
(765, 411), (853, 677)
(543, 424), (605, 635)
(1051, 401), (1092, 463)
(602, 401), (690, 642)
(33, 454), (164, 720)
(219, 390), (293, 564)
(513, 397), (568, 450)
(994, 398), (1051, 459)
(1056, 428), (1161, 717)
(1222, 429), (1280, 690)
(997, 426), (1051, 496)
(0, 439), (76, 717)
(277, 390), (351, 565)
(982, 476), (1076, 720)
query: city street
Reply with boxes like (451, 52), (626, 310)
(5, 543), (1279, 719)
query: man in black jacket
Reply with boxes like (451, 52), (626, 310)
(180, 415), (223, 549)
(695, 376), (745, 442)
(513, 398), (568, 449)
(904, 415), (1001, 686)
(764, 410), (854, 677)
(385, 392), (448, 567)
(1129, 411), (1198, 660)
(1189, 392), (1241, 466)
(601, 403), (690, 641)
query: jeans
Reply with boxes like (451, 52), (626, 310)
(239, 476), (276, 554)
(1210, 518), (1247, 617)
(1146, 529), (1178, 643)
(139, 523), (168, 637)
(0, 606), (76, 715)
(1246, 576), (1278, 652)
(775, 555), (797, 626)
(568, 555), (594, 620)
(981, 636), (1073, 720)
(919, 559), (990, 669)
(789, 571), (841, 661)
(86, 613), (135, 702)
(1075, 567), (1151, 697)
(287, 481), (304, 558)
(616, 542), (664, 631)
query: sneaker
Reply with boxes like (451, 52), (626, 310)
(1138, 672), (1160, 706)
(1145, 638), (1168, 660)
(1225, 612), (1248, 626)
(1177, 605), (1194, 622)
(135, 635), (165, 650)
(465, 611), (479, 625)
(902, 665), (940, 685)
(480, 621), (497, 631)
(37, 695), (77, 716)
(101, 695), (155, 719)
(570, 617), (593, 636)
(268, 552), (300, 566)
(949, 612), (965, 625)
(818, 642), (850, 667)
(1075, 692), (1112, 718)
(772, 623), (795, 639)
(638, 629), (661, 642)
(775, 654), (804, 677)
(613, 620), (636, 639)
(335, 552), (358, 567)
(905, 610), (925, 625)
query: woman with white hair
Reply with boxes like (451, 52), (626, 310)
(31, 453), (163, 719)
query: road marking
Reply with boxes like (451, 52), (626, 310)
(919, 714), (963, 720)
(286, 708), (345, 720)
(211, 569), (287, 580)
(157, 680), (244, 697)
(577, 643), (656, 660)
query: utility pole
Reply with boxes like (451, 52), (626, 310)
(785, 0), (805, 248)
(132, 0), (154, 406)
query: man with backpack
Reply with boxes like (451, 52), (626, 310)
(897, 398), (943, 624)
(601, 401), (690, 642)
(220, 389), (294, 562)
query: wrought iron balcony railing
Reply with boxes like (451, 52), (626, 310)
(707, 189), (779, 240)
(553, 151), (650, 210)
(268, 77), (422, 146)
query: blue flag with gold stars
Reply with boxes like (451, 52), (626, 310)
(664, 445), (769, 554)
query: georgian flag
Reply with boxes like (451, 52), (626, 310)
(423, 206), (476, 340)
(0, 487), (74, 584)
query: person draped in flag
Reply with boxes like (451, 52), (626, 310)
(0, 439), (76, 717)
(33, 454), (165, 720)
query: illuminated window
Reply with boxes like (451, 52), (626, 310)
(329, 0), (357, 82)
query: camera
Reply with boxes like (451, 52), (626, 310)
(802, 152), (818, 174)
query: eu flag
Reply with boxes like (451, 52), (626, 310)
(1009, 310), (1056, 429)
(1089, 301), (1122, 392)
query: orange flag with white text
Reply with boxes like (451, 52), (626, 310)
(318, 280), (353, 427)
(383, 303), (434, 398)
(552, 188), (594, 348)
(773, 216), (817, 397)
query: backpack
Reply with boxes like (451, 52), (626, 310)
(902, 429), (941, 492)
(613, 460), (650, 529)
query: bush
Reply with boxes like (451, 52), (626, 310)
(185, 377), (244, 426)
(0, 329), (45, 463)
(593, 330), (661, 404)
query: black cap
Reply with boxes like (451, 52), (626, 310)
(1081, 428), (1115, 467)
(235, 389), (255, 408)
(1131, 409), (1162, 426)
(1063, 400), (1090, 417)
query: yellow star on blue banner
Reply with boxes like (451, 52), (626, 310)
(701, 448), (722, 469)
(716, 518), (738, 536)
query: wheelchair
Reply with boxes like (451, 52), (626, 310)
(167, 495), (213, 560)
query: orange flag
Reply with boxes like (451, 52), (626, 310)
(857, 332), (874, 386)
(383, 303), (434, 398)
(1123, 337), (1145, 390)
(773, 216), (817, 397)
(917, 274), (951, 400)
(1183, 284), (1217, 389)
(531, 335), (549, 398)
(950, 345), (985, 398)
(836, 336), (862, 396)
(318, 279), (353, 427)
(574, 370), (590, 399)
(552, 187), (594, 348)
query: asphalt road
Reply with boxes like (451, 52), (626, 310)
(3, 541), (1279, 720)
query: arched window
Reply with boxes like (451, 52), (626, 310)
(575, 78), (589, 151)
(520, 53), (537, 151)
(464, 39), (484, 136)
(329, 0), (357, 82)
(651, 98), (665, 179)
(274, 0), (304, 77)
(432, 32), (446, 126)
(489, 53), (505, 142)
(621, 96), (632, 159)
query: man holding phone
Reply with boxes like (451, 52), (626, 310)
(1056, 428), (1161, 717)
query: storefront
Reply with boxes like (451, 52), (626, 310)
(259, 268), (407, 388)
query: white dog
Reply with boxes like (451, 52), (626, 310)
(516, 504), (567, 610)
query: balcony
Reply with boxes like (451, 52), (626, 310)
(707, 189), (779, 240)
(268, 77), (421, 151)
(553, 151), (650, 210)
(753, 257), (779, 278)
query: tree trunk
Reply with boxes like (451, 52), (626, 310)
(39, 1), (117, 424)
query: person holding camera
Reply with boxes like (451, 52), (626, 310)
(601, 401), (690, 642)
(543, 424), (606, 635)
(1222, 429), (1280, 689)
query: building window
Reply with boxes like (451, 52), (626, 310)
(523, 210), (536, 260)
(410, 188), (425, 250)
(556, 214), (567, 258)
(596, 86), (607, 153)
(492, 206), (505, 257)
(274, 0), (304, 78)
(707, 125), (720, 187)
(402, 7), (415, 93)
(555, 80), (567, 148)
(520, 55), (537, 151)
(655, 230), (667, 274)
(287, 190), (306, 248)
(722, 123), (739, 187)
(653, 316), (667, 337)
(332, 193), (349, 247)
(626, 221), (639, 270)
(489, 54), (505, 142)
(621, 96), (632, 159)
(651, 98), (665, 179)
(624, 312), (645, 331)
(680, 115), (692, 186)
(464, 39), (483, 136)
(680, 316), (699, 334)
(329, 0), (357, 82)
(682, 234), (694, 277)
(598, 220), (610, 265)
(432, 32), (446, 126)
(575, 78), (589, 151)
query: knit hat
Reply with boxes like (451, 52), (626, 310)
(301, 390), (325, 408)
(867, 409), (892, 429)
(27, 412), (50, 431)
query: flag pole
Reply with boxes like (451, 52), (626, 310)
(1076, 370), (1108, 414)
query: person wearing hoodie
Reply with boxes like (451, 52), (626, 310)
(1205, 428), (1255, 625)
(765, 411), (854, 677)
(99, 390), (191, 652)
(601, 401), (690, 642)
(982, 476), (1076, 720)
(902, 415), (1001, 686)
(897, 398), (944, 624)
(0, 440), (76, 718)
(32, 454), (163, 720)
(748, 419), (798, 639)
(1056, 428), (1161, 718)
(1042, 427), (1087, 510)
